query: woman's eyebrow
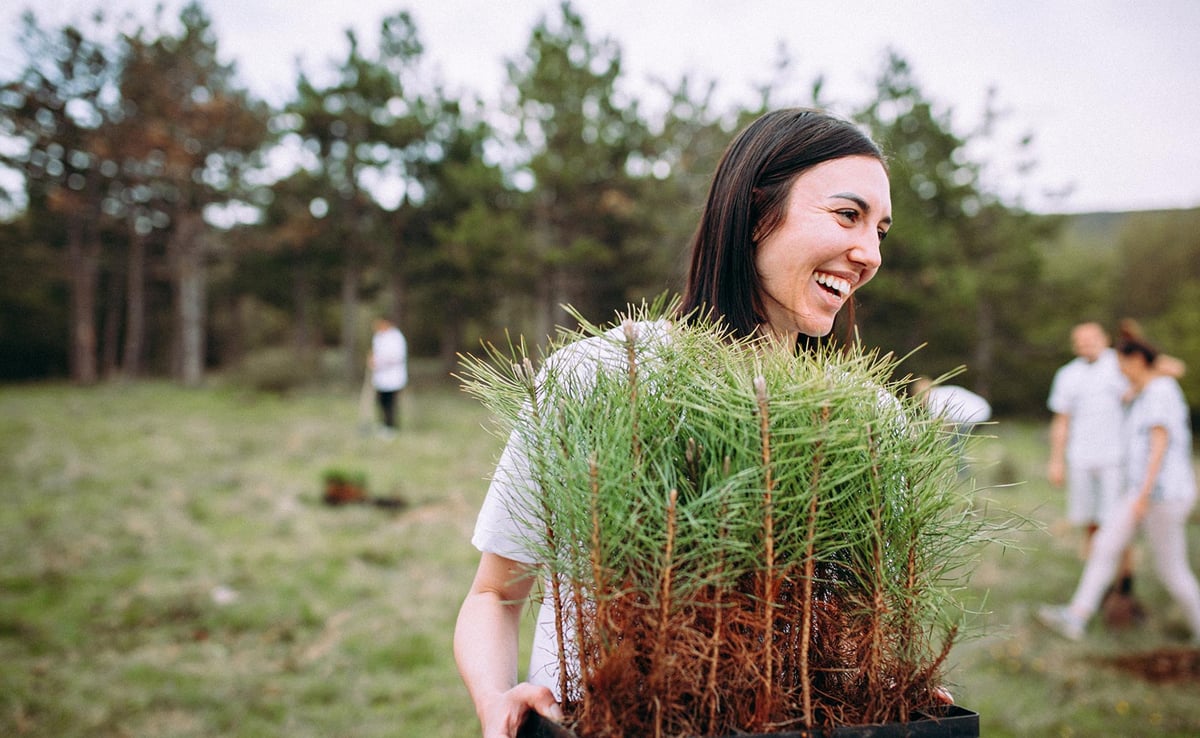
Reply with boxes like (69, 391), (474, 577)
(830, 192), (892, 225)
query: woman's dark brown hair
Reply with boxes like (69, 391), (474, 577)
(1115, 318), (1159, 365)
(679, 108), (886, 340)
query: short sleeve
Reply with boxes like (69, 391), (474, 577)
(1137, 381), (1174, 431)
(1046, 364), (1073, 415)
(471, 429), (542, 564)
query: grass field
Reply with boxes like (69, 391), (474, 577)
(2, 374), (1199, 737)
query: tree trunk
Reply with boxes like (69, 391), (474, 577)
(292, 263), (315, 361)
(121, 231), (147, 378)
(439, 302), (464, 376)
(972, 298), (995, 398)
(169, 213), (208, 387)
(101, 264), (122, 378)
(66, 215), (99, 385)
(388, 216), (408, 326)
(221, 292), (248, 369)
(340, 256), (361, 387)
(388, 266), (406, 328)
(532, 204), (558, 348)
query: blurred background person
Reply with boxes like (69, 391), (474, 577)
(368, 316), (408, 437)
(1038, 325), (1200, 644)
(911, 376), (991, 474)
(1045, 321), (1141, 621)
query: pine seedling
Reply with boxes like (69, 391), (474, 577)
(459, 303), (985, 737)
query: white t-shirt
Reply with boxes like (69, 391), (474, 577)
(371, 327), (407, 391)
(925, 385), (991, 425)
(471, 320), (671, 696)
(1046, 349), (1127, 467)
(1123, 375), (1196, 503)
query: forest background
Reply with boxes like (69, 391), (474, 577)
(3, 1), (1200, 417)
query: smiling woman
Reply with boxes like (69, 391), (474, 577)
(453, 108), (920, 738)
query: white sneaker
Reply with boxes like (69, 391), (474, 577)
(1037, 605), (1086, 641)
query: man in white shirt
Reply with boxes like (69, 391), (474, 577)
(1047, 323), (1127, 541)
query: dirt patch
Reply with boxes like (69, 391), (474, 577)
(1100, 648), (1200, 684)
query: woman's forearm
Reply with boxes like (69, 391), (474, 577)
(1138, 425), (1169, 499)
(455, 586), (524, 718)
(455, 552), (559, 738)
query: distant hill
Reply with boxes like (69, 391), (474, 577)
(1051, 207), (1200, 254)
(1058, 211), (1129, 251)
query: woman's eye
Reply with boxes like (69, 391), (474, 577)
(837, 209), (859, 223)
(878, 229), (889, 243)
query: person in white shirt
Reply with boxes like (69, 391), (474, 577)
(911, 377), (991, 474)
(1044, 320), (1149, 624)
(1047, 322), (1127, 546)
(368, 317), (407, 434)
(1038, 327), (1200, 644)
(454, 108), (897, 738)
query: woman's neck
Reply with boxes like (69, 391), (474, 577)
(758, 323), (830, 353)
(756, 324), (795, 349)
(1128, 366), (1157, 392)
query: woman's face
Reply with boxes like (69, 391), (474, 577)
(1117, 351), (1148, 382)
(753, 155), (891, 339)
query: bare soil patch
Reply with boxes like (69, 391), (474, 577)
(1100, 647), (1200, 684)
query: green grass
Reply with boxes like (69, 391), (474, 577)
(1, 380), (1198, 737)
(0, 377), (495, 737)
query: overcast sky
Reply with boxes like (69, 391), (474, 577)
(4, 0), (1199, 214)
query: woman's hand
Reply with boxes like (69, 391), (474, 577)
(479, 683), (563, 738)
(1132, 493), (1151, 523)
(1046, 458), (1065, 488)
(1133, 425), (1168, 524)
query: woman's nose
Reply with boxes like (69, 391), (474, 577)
(850, 235), (882, 270)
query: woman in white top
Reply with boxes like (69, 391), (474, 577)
(1038, 327), (1200, 643)
(454, 108), (893, 738)
(369, 317), (407, 431)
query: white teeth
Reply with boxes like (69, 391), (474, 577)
(814, 273), (851, 297)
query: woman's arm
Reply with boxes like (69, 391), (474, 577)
(1132, 425), (1169, 520)
(454, 552), (562, 738)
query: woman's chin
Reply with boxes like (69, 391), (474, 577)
(798, 320), (835, 338)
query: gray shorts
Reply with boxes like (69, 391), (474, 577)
(1066, 463), (1122, 526)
